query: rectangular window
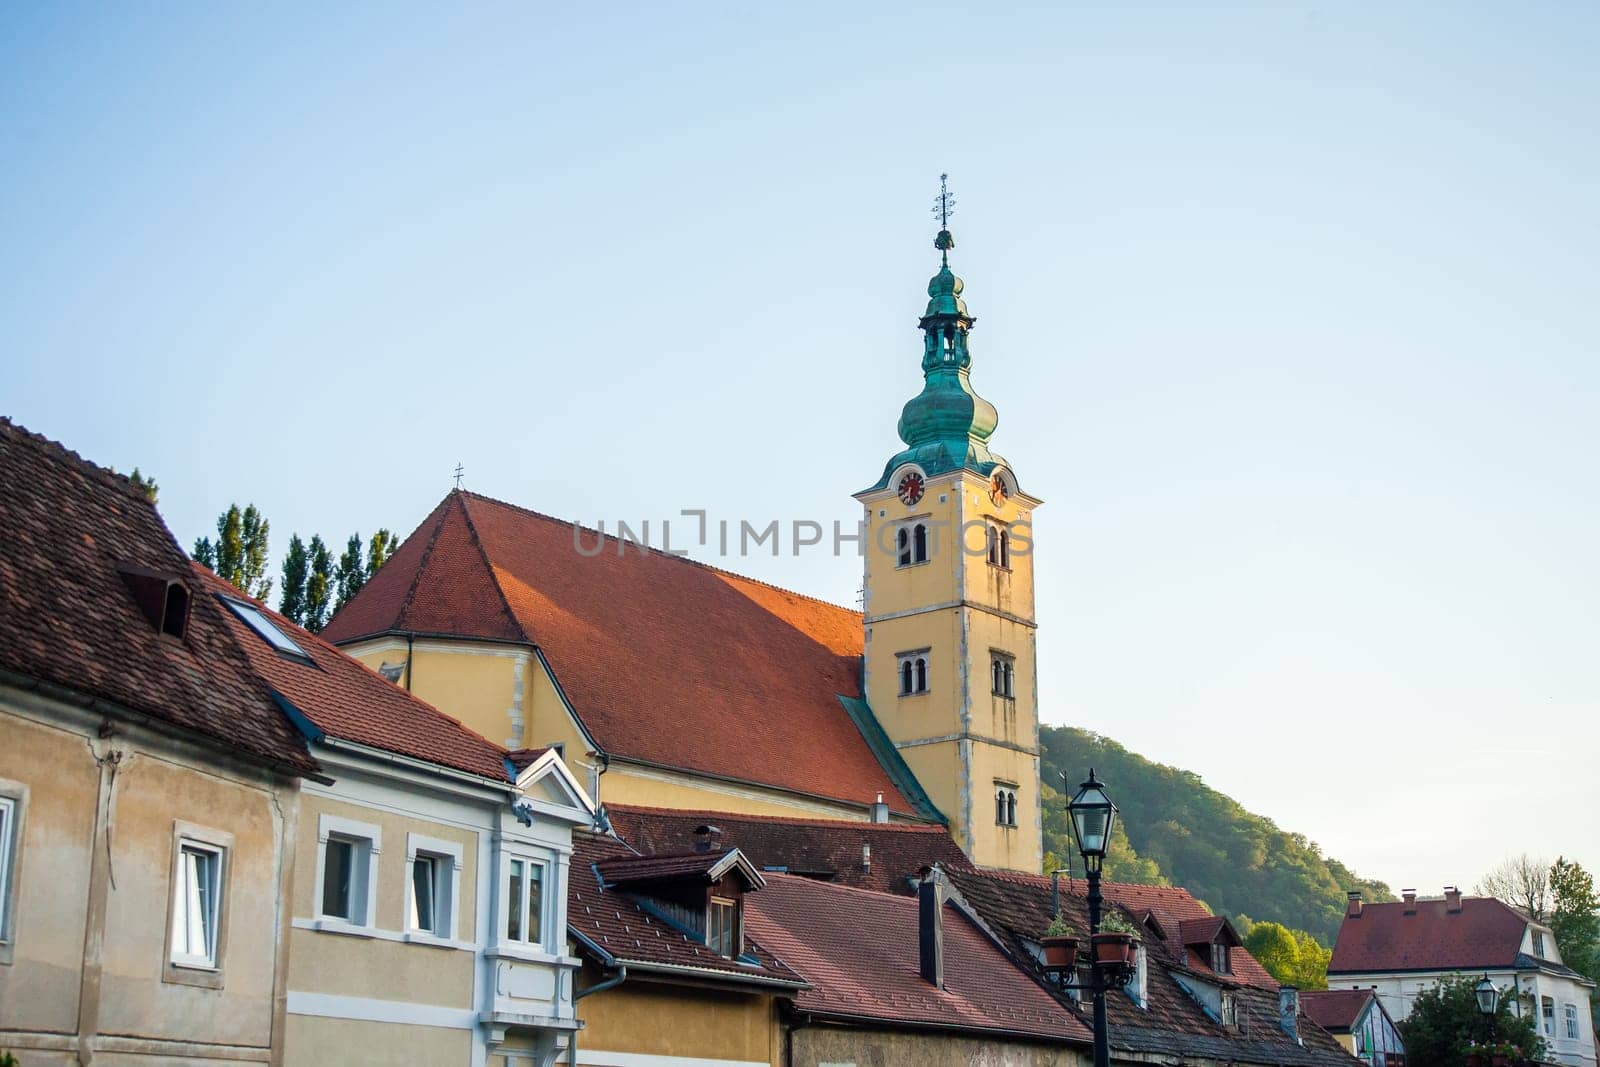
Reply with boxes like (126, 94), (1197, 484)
(1213, 943), (1231, 974)
(220, 596), (311, 660)
(1534, 930), (1546, 957)
(322, 838), (355, 919)
(0, 796), (15, 946)
(317, 820), (377, 928)
(1543, 996), (1555, 1035)
(171, 840), (223, 967)
(505, 858), (545, 946)
(411, 855), (439, 933)
(404, 834), (462, 941)
(709, 897), (739, 958)
(1565, 1004), (1580, 1040)
(1221, 991), (1238, 1028)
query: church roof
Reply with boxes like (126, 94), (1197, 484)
(323, 490), (928, 817)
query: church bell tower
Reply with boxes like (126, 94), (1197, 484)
(855, 177), (1044, 873)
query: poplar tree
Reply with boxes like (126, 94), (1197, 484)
(304, 535), (334, 633)
(334, 534), (365, 613)
(278, 534), (309, 625)
(192, 536), (216, 569)
(366, 528), (400, 577)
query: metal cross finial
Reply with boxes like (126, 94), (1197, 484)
(931, 173), (957, 230)
(453, 463), (464, 490)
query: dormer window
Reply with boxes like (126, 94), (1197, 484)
(898, 651), (930, 696)
(1533, 930), (1546, 957)
(897, 522), (929, 566)
(1212, 942), (1231, 974)
(708, 896), (740, 958)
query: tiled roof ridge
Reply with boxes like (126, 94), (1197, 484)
(606, 802), (951, 833)
(971, 865), (1197, 900)
(391, 493), (454, 633)
(458, 489), (863, 618)
(455, 492), (532, 643)
(764, 868), (939, 904)
(194, 561), (514, 775)
(0, 417), (162, 507)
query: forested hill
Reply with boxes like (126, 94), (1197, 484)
(1039, 726), (1392, 944)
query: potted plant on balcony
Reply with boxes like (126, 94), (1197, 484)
(1041, 912), (1080, 970)
(1465, 1042), (1486, 1067)
(1489, 1041), (1518, 1067)
(1091, 910), (1141, 967)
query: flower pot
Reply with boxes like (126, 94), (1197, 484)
(1091, 931), (1138, 967)
(1490, 1055), (1510, 1067)
(1466, 1052), (1484, 1067)
(1041, 936), (1079, 970)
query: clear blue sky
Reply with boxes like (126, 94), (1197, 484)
(5, 3), (1596, 899)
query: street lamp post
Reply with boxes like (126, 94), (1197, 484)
(1065, 769), (1123, 1067)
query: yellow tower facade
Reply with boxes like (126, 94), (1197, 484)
(856, 186), (1043, 873)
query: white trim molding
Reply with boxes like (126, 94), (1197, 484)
(286, 990), (476, 1030)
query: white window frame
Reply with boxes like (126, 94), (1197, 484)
(501, 853), (550, 950)
(0, 781), (27, 966)
(708, 895), (740, 959)
(1533, 930), (1546, 957)
(163, 821), (233, 989)
(1543, 995), (1556, 1035)
(404, 833), (463, 943)
(1565, 1003), (1580, 1040)
(314, 814), (381, 930)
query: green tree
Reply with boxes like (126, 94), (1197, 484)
(1549, 857), (1600, 989)
(203, 503), (273, 600)
(304, 535), (333, 633)
(334, 533), (365, 613)
(1244, 921), (1300, 983)
(366, 528), (400, 577)
(278, 535), (310, 625)
(1399, 974), (1543, 1067)
(1290, 927), (1332, 989)
(126, 467), (159, 502)
(191, 536), (216, 569)
(1041, 726), (1391, 942)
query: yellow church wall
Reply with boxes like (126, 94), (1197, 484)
(965, 740), (1043, 873)
(863, 610), (963, 743)
(962, 610), (1038, 748)
(342, 638), (528, 749)
(575, 974), (783, 1064)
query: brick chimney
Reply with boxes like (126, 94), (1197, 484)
(1280, 986), (1303, 1045)
(919, 867), (944, 989)
(1445, 886), (1463, 913)
(693, 824), (723, 853)
(1347, 891), (1364, 919)
(1402, 889), (1417, 914)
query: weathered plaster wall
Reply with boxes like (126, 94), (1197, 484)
(791, 1025), (1084, 1067)
(283, 1012), (472, 1066)
(575, 977), (782, 1065)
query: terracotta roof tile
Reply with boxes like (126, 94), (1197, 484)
(0, 419), (317, 777)
(606, 804), (972, 894)
(325, 491), (920, 815)
(193, 566), (510, 782)
(1300, 988), (1374, 1033)
(1329, 895), (1529, 973)
(744, 873), (1090, 1043)
(568, 831), (802, 989)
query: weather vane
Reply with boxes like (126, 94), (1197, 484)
(931, 172), (957, 262)
(453, 463), (464, 490)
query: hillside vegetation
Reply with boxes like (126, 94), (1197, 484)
(1039, 726), (1391, 943)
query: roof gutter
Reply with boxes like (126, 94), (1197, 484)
(314, 733), (517, 793)
(566, 924), (804, 993)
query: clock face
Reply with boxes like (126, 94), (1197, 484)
(897, 471), (925, 507)
(989, 473), (1009, 504)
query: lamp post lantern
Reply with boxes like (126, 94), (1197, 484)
(1064, 769), (1127, 1067)
(1476, 974), (1500, 1049)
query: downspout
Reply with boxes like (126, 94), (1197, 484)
(568, 964), (627, 1067)
(404, 631), (415, 691)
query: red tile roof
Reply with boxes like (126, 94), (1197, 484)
(595, 848), (763, 889)
(1300, 988), (1374, 1033)
(324, 490), (920, 815)
(606, 804), (972, 894)
(942, 866), (1357, 1066)
(1329, 895), (1530, 974)
(0, 419), (318, 777)
(568, 830), (803, 990)
(744, 873), (1090, 1044)
(193, 566), (511, 782)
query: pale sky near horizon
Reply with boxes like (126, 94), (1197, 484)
(4, 3), (1596, 902)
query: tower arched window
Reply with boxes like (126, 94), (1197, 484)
(987, 522), (1010, 569)
(994, 783), (1018, 827)
(897, 651), (930, 696)
(896, 522), (929, 567)
(991, 652), (1015, 699)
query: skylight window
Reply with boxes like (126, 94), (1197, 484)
(221, 597), (310, 660)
